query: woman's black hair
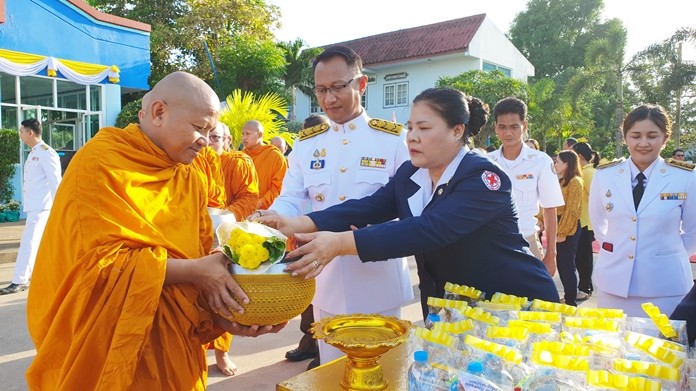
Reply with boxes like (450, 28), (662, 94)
(571, 142), (601, 168)
(412, 87), (489, 145)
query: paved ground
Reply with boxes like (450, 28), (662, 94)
(0, 219), (603, 390)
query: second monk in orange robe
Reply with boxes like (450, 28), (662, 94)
(242, 120), (287, 209)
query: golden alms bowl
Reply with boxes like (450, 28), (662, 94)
(228, 263), (315, 326)
(311, 314), (411, 390)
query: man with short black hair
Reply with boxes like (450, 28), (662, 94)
(563, 137), (578, 151)
(673, 148), (686, 161)
(488, 97), (564, 276)
(0, 119), (61, 295)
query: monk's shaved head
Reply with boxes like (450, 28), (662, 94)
(270, 136), (287, 154)
(139, 71), (221, 164)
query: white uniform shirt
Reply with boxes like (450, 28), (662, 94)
(590, 157), (696, 298)
(488, 144), (564, 237)
(22, 141), (62, 212)
(271, 110), (413, 314)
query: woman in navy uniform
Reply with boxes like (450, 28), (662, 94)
(590, 104), (696, 317)
(262, 88), (559, 318)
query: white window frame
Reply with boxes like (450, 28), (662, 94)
(383, 82), (408, 108)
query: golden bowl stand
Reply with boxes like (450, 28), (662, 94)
(312, 314), (411, 391)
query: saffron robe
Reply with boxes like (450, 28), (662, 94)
(191, 146), (226, 209)
(221, 151), (259, 220)
(243, 144), (287, 209)
(26, 124), (224, 391)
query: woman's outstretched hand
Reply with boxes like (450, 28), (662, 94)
(283, 231), (356, 279)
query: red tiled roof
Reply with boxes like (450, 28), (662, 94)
(330, 14), (486, 66)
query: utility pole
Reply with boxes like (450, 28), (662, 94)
(200, 36), (221, 91)
(675, 41), (683, 148)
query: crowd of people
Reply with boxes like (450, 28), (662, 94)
(6, 44), (696, 389)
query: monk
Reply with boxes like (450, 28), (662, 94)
(270, 136), (288, 155)
(241, 120), (288, 209)
(203, 122), (259, 376)
(26, 71), (284, 391)
(215, 123), (260, 220)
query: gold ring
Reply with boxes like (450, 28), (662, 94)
(311, 260), (319, 269)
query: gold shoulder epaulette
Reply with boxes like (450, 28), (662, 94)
(597, 157), (625, 170)
(666, 158), (695, 171)
(368, 118), (402, 136)
(298, 123), (329, 141)
(40, 144), (49, 150)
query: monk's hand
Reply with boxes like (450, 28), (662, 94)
(195, 252), (249, 318)
(284, 232), (342, 279)
(256, 212), (305, 237)
(214, 316), (287, 337)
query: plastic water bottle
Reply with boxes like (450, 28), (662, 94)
(408, 350), (458, 391)
(408, 350), (433, 391)
(425, 313), (441, 330)
(457, 360), (503, 390)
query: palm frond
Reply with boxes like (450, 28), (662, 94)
(219, 89), (288, 148)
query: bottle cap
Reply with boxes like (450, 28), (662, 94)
(427, 314), (441, 323)
(414, 350), (428, 362)
(467, 360), (484, 374)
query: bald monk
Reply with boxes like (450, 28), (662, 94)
(242, 120), (288, 209)
(270, 136), (288, 155)
(215, 123), (259, 220)
(204, 122), (260, 376)
(26, 71), (284, 391)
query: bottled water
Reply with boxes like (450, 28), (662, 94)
(424, 313), (441, 330)
(408, 350), (458, 391)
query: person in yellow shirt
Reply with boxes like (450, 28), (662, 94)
(552, 150), (584, 306)
(571, 142), (601, 301)
(242, 120), (288, 209)
(26, 71), (284, 391)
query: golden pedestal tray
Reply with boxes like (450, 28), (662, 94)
(311, 314), (411, 391)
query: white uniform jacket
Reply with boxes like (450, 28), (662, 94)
(488, 145), (564, 237)
(23, 141), (62, 212)
(271, 111), (413, 314)
(589, 158), (696, 298)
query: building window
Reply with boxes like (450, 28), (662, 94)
(310, 95), (322, 114)
(482, 61), (512, 77)
(384, 82), (408, 108)
(361, 88), (367, 108)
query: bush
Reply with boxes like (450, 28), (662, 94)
(0, 129), (20, 203)
(116, 98), (142, 129)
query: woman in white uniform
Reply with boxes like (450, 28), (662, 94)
(589, 104), (696, 316)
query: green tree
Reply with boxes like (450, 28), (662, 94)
(0, 129), (20, 202)
(567, 19), (631, 157)
(629, 28), (696, 148)
(278, 39), (323, 120)
(215, 34), (287, 99)
(509, 0), (604, 78)
(86, 0), (281, 86)
(437, 70), (528, 147)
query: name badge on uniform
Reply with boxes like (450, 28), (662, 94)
(661, 192), (687, 200)
(360, 157), (386, 169)
(516, 173), (534, 180)
(32, 157), (39, 161)
(310, 160), (325, 170)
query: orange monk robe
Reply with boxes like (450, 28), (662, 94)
(221, 150), (259, 220)
(243, 144), (287, 209)
(26, 124), (224, 391)
(191, 146), (226, 209)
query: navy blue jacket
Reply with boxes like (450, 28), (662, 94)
(308, 151), (560, 318)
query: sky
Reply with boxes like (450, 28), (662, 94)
(269, 0), (695, 62)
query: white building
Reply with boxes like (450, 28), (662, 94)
(295, 14), (534, 123)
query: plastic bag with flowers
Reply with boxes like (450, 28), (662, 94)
(217, 221), (287, 274)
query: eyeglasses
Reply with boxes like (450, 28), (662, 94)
(313, 76), (360, 96)
(209, 135), (222, 141)
(675, 154), (685, 157)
